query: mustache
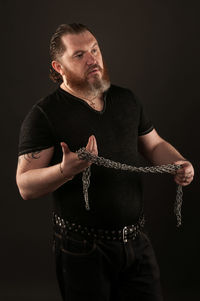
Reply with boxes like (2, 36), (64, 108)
(86, 64), (102, 75)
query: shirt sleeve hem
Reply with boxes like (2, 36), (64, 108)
(18, 145), (54, 156)
(138, 125), (154, 136)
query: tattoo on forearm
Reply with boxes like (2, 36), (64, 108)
(23, 151), (42, 162)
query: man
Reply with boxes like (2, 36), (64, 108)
(16, 23), (194, 301)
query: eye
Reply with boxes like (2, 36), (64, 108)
(75, 53), (83, 59)
(92, 48), (98, 54)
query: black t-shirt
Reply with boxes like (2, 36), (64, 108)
(18, 84), (154, 229)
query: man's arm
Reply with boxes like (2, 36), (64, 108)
(16, 135), (98, 200)
(138, 129), (194, 186)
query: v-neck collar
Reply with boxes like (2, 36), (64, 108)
(58, 86), (108, 114)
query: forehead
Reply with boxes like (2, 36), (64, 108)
(61, 31), (98, 55)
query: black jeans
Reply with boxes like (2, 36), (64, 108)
(53, 231), (163, 301)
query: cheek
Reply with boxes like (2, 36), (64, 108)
(97, 54), (103, 68)
(69, 63), (83, 74)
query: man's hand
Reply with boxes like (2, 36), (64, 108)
(16, 135), (98, 200)
(173, 160), (194, 186)
(60, 135), (98, 178)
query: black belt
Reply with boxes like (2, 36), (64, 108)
(52, 212), (145, 243)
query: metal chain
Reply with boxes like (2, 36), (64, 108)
(76, 147), (183, 227)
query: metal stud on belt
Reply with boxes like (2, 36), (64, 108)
(122, 226), (128, 243)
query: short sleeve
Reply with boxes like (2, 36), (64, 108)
(137, 97), (154, 136)
(18, 104), (55, 156)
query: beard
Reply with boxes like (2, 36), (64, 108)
(63, 60), (111, 97)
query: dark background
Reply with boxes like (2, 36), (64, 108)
(1, 0), (200, 300)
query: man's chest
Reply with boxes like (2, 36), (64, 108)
(48, 99), (140, 155)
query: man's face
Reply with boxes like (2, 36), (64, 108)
(58, 30), (110, 94)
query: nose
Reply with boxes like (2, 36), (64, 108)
(86, 52), (96, 65)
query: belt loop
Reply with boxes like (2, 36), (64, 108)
(123, 226), (128, 243)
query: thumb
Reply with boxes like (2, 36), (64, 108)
(60, 142), (71, 155)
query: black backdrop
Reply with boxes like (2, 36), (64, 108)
(1, 0), (200, 300)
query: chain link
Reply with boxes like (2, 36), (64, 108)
(76, 147), (183, 227)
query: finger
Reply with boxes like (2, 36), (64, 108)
(60, 142), (71, 154)
(176, 170), (193, 177)
(174, 178), (190, 186)
(176, 173), (192, 179)
(176, 176), (185, 181)
(86, 136), (90, 149)
(175, 174), (193, 183)
(183, 166), (193, 174)
(176, 170), (185, 175)
(86, 136), (92, 152)
(91, 135), (98, 155)
(176, 174), (194, 181)
(180, 178), (191, 184)
(91, 135), (94, 151)
(174, 175), (193, 186)
(182, 179), (192, 186)
(86, 135), (93, 153)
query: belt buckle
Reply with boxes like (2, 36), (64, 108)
(122, 226), (128, 243)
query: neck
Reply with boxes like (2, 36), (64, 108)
(61, 81), (100, 102)
(61, 81), (102, 110)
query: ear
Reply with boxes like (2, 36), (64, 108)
(51, 60), (65, 76)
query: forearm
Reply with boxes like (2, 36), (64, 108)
(17, 163), (73, 200)
(16, 136), (98, 200)
(147, 140), (186, 165)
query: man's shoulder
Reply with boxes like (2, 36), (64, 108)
(107, 84), (138, 104)
(21, 88), (60, 124)
(109, 84), (135, 97)
(35, 87), (60, 110)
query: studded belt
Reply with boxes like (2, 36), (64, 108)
(52, 212), (145, 243)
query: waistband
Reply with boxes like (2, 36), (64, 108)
(52, 212), (145, 243)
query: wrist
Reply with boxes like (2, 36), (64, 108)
(59, 162), (74, 181)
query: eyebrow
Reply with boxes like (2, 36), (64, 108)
(72, 42), (98, 57)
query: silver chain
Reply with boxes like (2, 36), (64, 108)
(76, 147), (183, 227)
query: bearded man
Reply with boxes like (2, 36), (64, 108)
(16, 23), (194, 301)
